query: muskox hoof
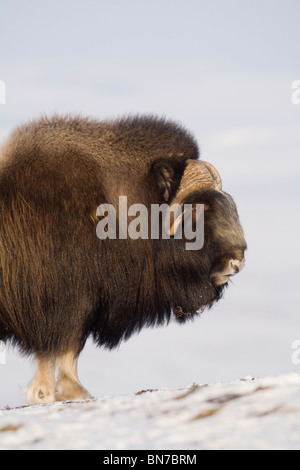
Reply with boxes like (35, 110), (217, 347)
(26, 357), (56, 405)
(55, 377), (92, 402)
(26, 380), (56, 405)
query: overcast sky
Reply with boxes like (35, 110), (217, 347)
(0, 0), (300, 407)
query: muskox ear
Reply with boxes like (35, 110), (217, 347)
(151, 158), (186, 202)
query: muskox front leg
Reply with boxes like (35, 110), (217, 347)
(55, 351), (92, 402)
(26, 356), (56, 405)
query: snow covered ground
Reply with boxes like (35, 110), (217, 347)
(0, 372), (299, 450)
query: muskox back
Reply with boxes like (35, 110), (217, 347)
(0, 115), (200, 357)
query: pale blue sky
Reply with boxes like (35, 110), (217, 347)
(0, 0), (299, 407)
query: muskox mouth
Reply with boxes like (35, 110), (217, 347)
(172, 251), (246, 322)
(211, 257), (245, 287)
(173, 278), (228, 323)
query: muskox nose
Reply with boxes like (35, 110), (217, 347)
(229, 258), (245, 275)
(211, 257), (245, 286)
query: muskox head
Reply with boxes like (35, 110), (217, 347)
(173, 159), (246, 284)
(152, 156), (247, 318)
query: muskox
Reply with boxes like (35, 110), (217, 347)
(0, 115), (246, 404)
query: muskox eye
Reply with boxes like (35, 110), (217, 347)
(152, 158), (186, 202)
(152, 161), (174, 201)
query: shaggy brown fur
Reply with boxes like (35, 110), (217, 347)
(0, 114), (246, 403)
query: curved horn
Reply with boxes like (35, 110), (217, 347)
(201, 160), (222, 190)
(171, 160), (221, 206)
(179, 160), (216, 192)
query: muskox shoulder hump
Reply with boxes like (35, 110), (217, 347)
(1, 114), (199, 167)
(110, 114), (200, 161)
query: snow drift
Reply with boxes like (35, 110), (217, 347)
(0, 372), (299, 450)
